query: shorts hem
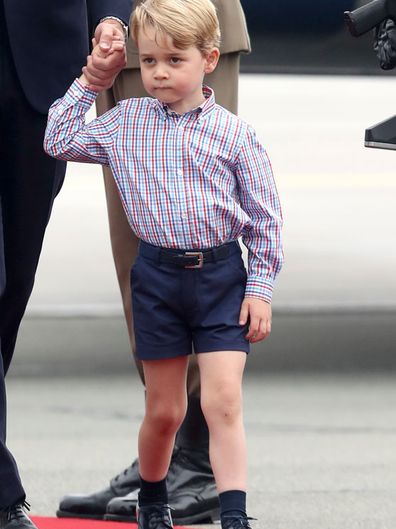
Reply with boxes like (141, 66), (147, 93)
(136, 347), (193, 361)
(194, 342), (250, 354)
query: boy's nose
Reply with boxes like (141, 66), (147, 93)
(154, 68), (169, 80)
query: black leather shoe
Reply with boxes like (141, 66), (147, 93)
(137, 503), (173, 529)
(56, 459), (140, 519)
(221, 516), (254, 529)
(105, 447), (220, 525)
(0, 503), (38, 529)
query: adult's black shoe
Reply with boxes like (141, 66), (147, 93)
(56, 459), (140, 519)
(105, 446), (220, 525)
(137, 503), (173, 529)
(0, 502), (38, 529)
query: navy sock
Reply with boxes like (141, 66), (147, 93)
(138, 475), (168, 507)
(219, 490), (247, 519)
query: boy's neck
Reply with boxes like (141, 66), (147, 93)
(164, 90), (206, 115)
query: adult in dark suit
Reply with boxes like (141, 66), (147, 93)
(59, 0), (251, 524)
(0, 1), (131, 527)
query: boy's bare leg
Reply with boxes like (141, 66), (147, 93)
(138, 357), (189, 481)
(197, 351), (247, 493)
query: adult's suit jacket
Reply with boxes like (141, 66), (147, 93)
(126, 0), (251, 68)
(2, 0), (133, 113)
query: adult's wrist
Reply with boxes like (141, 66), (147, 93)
(99, 16), (129, 42)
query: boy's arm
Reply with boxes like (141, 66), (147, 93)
(44, 78), (121, 164)
(235, 125), (284, 305)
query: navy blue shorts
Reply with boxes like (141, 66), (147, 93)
(131, 240), (250, 360)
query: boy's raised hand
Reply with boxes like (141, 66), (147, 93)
(239, 297), (272, 343)
(81, 29), (126, 92)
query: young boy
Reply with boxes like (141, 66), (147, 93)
(44, 1), (283, 528)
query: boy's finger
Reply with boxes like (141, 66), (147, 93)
(255, 319), (270, 342)
(86, 55), (120, 80)
(82, 66), (105, 86)
(112, 41), (126, 51)
(239, 301), (249, 325)
(246, 316), (260, 341)
(248, 320), (264, 343)
(92, 46), (109, 59)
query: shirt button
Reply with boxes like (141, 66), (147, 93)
(177, 170), (183, 177)
(181, 214), (188, 220)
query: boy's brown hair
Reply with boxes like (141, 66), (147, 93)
(131, 0), (221, 54)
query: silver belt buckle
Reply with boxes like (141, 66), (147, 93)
(184, 251), (204, 269)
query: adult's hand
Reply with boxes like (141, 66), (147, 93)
(83, 21), (127, 92)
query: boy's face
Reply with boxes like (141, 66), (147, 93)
(137, 25), (219, 114)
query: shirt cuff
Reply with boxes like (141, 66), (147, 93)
(63, 78), (98, 109)
(245, 275), (273, 304)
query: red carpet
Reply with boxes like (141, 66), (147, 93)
(32, 518), (190, 529)
(31, 518), (136, 529)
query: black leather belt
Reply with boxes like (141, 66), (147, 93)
(140, 241), (238, 269)
(159, 245), (230, 268)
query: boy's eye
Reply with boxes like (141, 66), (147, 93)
(170, 57), (181, 64)
(143, 58), (154, 64)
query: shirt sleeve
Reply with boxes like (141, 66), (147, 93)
(44, 78), (121, 166)
(235, 125), (284, 303)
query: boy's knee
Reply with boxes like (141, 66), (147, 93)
(147, 403), (187, 434)
(201, 387), (242, 426)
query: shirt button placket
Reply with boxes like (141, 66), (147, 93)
(176, 125), (188, 244)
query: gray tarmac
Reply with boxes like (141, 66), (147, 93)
(7, 372), (396, 529)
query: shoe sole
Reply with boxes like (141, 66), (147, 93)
(104, 507), (220, 525)
(56, 510), (105, 520)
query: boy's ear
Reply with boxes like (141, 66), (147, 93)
(204, 47), (220, 74)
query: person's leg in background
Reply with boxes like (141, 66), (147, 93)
(57, 52), (240, 524)
(0, 28), (66, 526)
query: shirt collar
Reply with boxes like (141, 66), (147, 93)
(151, 85), (216, 121)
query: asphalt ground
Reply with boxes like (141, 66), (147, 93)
(6, 373), (396, 529)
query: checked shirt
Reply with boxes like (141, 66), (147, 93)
(45, 79), (283, 302)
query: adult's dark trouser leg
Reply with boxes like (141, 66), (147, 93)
(0, 40), (66, 508)
(0, 354), (24, 509)
(0, 202), (4, 295)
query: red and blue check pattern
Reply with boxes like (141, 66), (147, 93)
(45, 80), (283, 302)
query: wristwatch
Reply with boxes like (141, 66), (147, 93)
(99, 16), (129, 42)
